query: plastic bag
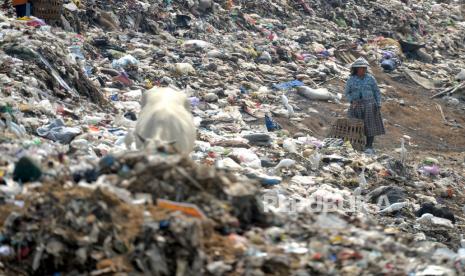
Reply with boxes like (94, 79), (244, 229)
(281, 95), (294, 117)
(189, 97), (200, 107)
(84, 115), (104, 125)
(379, 202), (408, 214)
(182, 40), (211, 49)
(232, 148), (261, 169)
(112, 55), (139, 69)
(275, 159), (296, 170)
(273, 80), (304, 90)
(175, 63), (195, 75)
(283, 139), (297, 153)
(456, 248), (465, 273)
(297, 86), (337, 101)
(419, 165), (440, 176)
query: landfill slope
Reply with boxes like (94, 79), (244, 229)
(0, 0), (465, 275)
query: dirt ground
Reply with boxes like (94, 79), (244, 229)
(277, 67), (465, 161)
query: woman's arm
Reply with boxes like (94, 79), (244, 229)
(344, 78), (353, 102)
(371, 76), (381, 107)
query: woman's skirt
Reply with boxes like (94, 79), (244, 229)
(348, 99), (385, 137)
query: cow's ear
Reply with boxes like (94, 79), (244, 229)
(184, 98), (192, 112)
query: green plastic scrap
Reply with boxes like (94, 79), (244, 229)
(0, 104), (13, 114)
(335, 18), (347, 28)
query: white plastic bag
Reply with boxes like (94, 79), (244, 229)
(183, 40), (211, 50)
(283, 139), (297, 153)
(297, 86), (336, 101)
(232, 148), (261, 169)
(281, 95), (295, 117)
(358, 168), (367, 189)
(275, 159), (296, 170)
(309, 150), (321, 170)
(112, 55), (139, 69)
(175, 63), (196, 75)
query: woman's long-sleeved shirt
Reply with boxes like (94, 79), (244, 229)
(344, 74), (381, 106)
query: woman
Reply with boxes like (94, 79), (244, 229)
(344, 57), (385, 154)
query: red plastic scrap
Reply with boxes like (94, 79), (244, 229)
(337, 249), (363, 261)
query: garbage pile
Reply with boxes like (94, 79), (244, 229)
(1, 150), (464, 275)
(0, 153), (268, 275)
(0, 0), (465, 274)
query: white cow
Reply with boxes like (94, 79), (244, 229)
(125, 87), (196, 155)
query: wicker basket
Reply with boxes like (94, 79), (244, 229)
(33, 0), (63, 20)
(328, 118), (366, 151)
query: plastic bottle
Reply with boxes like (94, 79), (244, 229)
(309, 150), (321, 170)
(260, 176), (282, 186)
(400, 138), (407, 165)
(70, 139), (90, 151)
(286, 104), (295, 118)
(84, 115), (104, 125)
(358, 168), (367, 189)
(379, 202), (409, 214)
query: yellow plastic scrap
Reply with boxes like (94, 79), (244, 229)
(250, 91), (260, 99)
(17, 16), (32, 21)
(330, 235), (345, 245)
(144, 79), (153, 89)
(344, 140), (354, 150)
(246, 47), (258, 58)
